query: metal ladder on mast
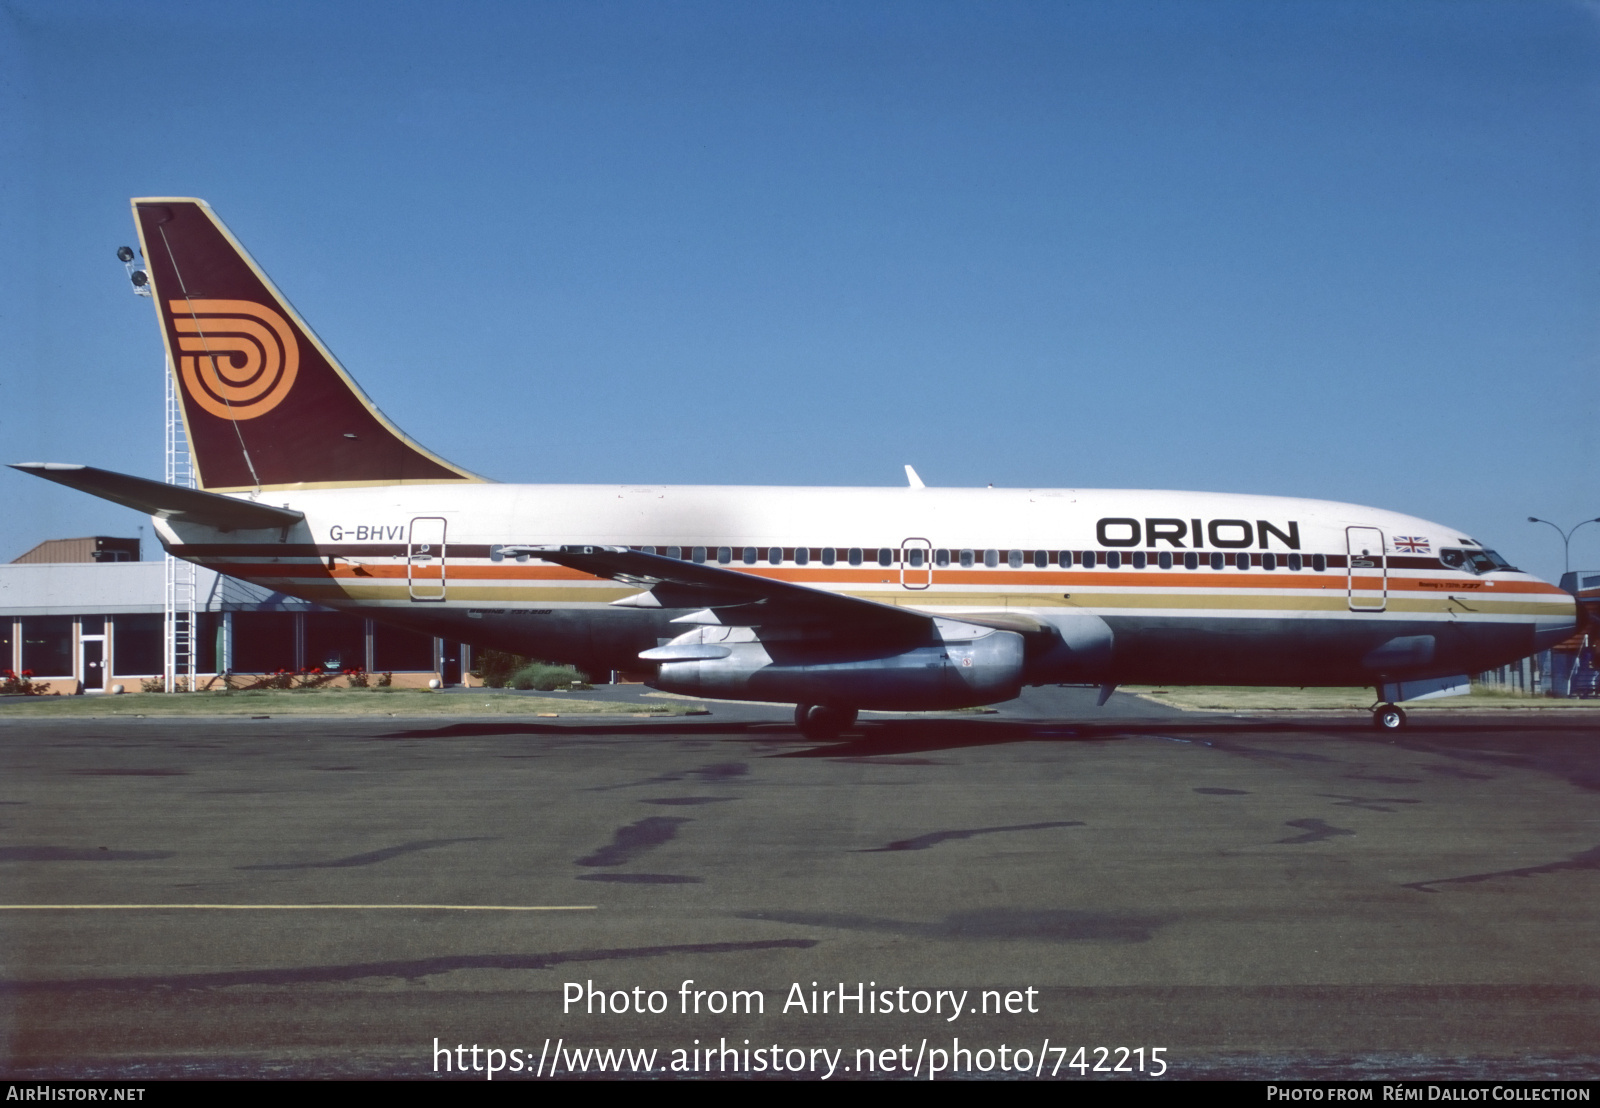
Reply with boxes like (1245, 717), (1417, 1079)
(163, 361), (197, 693)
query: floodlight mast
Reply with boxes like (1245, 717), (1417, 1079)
(1527, 516), (1600, 577)
(118, 244), (195, 693)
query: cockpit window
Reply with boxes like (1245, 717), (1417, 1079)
(1441, 547), (1517, 574)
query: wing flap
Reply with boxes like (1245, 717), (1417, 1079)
(526, 545), (930, 632)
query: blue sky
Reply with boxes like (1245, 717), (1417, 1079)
(2, 1), (1596, 579)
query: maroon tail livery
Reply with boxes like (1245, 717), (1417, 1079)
(131, 198), (483, 492)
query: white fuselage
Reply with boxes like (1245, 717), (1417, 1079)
(155, 482), (1575, 694)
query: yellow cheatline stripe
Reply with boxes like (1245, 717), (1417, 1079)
(0, 904), (596, 911)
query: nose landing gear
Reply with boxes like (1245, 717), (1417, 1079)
(1372, 703), (1407, 730)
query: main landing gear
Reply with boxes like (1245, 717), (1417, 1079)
(795, 704), (858, 740)
(1372, 703), (1407, 731)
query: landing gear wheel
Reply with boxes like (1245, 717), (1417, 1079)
(1372, 703), (1407, 731)
(795, 704), (858, 739)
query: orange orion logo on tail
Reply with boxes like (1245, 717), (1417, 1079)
(168, 299), (299, 420)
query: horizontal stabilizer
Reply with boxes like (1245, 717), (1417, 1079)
(10, 463), (305, 531)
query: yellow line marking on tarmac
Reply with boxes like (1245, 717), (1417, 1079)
(0, 904), (597, 911)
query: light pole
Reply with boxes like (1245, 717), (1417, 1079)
(1527, 517), (1600, 577)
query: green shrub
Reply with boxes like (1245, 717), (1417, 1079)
(472, 649), (531, 689)
(509, 662), (588, 691)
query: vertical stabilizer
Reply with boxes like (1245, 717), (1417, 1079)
(131, 198), (484, 492)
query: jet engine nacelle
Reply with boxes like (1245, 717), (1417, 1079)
(644, 620), (1025, 710)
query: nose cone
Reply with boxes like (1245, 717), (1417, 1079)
(1532, 592), (1580, 652)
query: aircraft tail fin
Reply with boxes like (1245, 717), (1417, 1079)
(130, 198), (485, 492)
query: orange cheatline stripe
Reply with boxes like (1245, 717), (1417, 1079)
(198, 559), (1572, 598)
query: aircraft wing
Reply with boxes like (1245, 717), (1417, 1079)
(522, 545), (930, 632)
(9, 463), (305, 531)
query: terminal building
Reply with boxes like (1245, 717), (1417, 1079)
(3, 537), (471, 693)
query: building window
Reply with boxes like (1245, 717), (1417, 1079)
(112, 614), (163, 677)
(372, 622), (435, 672)
(20, 616), (72, 676)
(305, 611), (366, 673)
(231, 612), (299, 673)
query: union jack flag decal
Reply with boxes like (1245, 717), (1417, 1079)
(1393, 536), (1430, 553)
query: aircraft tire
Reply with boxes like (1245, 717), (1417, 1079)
(795, 704), (858, 739)
(1372, 704), (1407, 731)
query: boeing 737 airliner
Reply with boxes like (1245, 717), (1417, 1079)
(12, 199), (1578, 735)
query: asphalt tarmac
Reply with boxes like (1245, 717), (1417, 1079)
(2, 686), (1598, 1080)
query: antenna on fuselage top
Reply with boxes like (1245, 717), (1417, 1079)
(904, 465), (925, 489)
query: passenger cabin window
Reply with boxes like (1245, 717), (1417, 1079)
(795, 547), (810, 565)
(1288, 553), (1303, 571)
(848, 547), (863, 566)
(1007, 549), (1023, 569)
(984, 549), (999, 568)
(717, 547), (732, 565)
(1184, 552), (1199, 570)
(822, 547), (837, 565)
(1058, 550), (1073, 568)
(960, 549), (975, 568)
(667, 546), (682, 560)
(935, 548), (951, 567)
(878, 548), (893, 567)
(1082, 550), (1097, 569)
(742, 547), (757, 565)
(1312, 553), (1327, 572)
(1209, 552), (1223, 570)
(908, 548), (925, 568)
(1235, 552), (1250, 571)
(768, 547), (782, 565)
(1107, 551), (1122, 569)
(1262, 552), (1277, 571)
(692, 546), (706, 564)
(1035, 550), (1049, 569)
(641, 546), (656, 555)
(1157, 551), (1172, 570)
(1130, 551), (1147, 569)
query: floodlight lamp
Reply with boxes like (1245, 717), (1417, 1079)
(130, 270), (148, 287)
(116, 246), (135, 263)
